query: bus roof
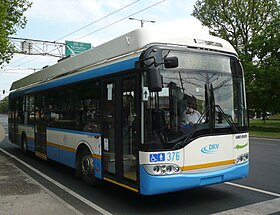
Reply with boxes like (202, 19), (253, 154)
(10, 28), (237, 91)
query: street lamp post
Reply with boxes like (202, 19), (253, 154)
(129, 17), (156, 28)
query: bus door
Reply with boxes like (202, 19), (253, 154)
(34, 95), (47, 160)
(102, 75), (139, 191)
(9, 98), (18, 144)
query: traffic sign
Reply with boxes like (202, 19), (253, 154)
(65, 41), (91, 56)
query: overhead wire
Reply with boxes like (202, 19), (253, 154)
(5, 0), (166, 69)
(75, 0), (166, 41)
(5, 56), (28, 67)
(0, 68), (38, 74)
(4, 56), (45, 69)
(55, 0), (141, 42)
(5, 0), (142, 70)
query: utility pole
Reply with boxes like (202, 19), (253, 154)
(9, 37), (65, 58)
(129, 17), (156, 28)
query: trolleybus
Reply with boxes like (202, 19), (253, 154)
(8, 28), (249, 195)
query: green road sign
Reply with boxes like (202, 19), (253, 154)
(65, 41), (91, 56)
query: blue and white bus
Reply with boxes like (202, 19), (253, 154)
(8, 28), (249, 195)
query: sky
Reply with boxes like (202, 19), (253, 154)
(0, 0), (209, 99)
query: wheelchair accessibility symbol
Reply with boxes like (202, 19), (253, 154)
(150, 153), (165, 162)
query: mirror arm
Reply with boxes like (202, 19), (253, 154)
(136, 56), (157, 68)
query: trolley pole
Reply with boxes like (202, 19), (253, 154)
(129, 17), (156, 28)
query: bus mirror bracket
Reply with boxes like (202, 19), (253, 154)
(135, 56), (156, 68)
(136, 48), (177, 92)
(135, 56), (162, 92)
(147, 56), (177, 92)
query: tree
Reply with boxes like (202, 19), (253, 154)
(192, 0), (280, 117)
(0, 0), (32, 66)
(248, 17), (280, 117)
(0, 97), (8, 114)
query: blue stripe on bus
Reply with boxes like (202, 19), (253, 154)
(10, 57), (138, 98)
(47, 144), (102, 175)
(47, 144), (76, 168)
(47, 127), (101, 137)
(47, 144), (60, 163)
(27, 140), (35, 152)
(139, 162), (249, 195)
(93, 157), (102, 179)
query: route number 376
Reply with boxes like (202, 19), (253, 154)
(166, 152), (180, 161)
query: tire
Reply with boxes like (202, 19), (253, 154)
(77, 148), (98, 185)
(21, 135), (28, 155)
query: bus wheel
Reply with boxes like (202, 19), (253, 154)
(79, 149), (97, 185)
(21, 135), (28, 155)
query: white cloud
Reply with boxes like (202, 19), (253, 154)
(26, 0), (146, 25)
(4, 0), (205, 91)
(155, 17), (209, 35)
(27, 0), (104, 24)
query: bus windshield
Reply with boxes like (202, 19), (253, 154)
(143, 50), (248, 150)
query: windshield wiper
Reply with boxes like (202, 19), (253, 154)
(172, 105), (210, 149)
(215, 105), (238, 133)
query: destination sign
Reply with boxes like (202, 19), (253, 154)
(167, 51), (231, 73)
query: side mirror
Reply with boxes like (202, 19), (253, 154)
(148, 67), (162, 92)
(164, 56), (178, 68)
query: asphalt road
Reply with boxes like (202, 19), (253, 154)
(0, 114), (280, 214)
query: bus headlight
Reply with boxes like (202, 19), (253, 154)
(143, 164), (181, 175)
(235, 153), (249, 165)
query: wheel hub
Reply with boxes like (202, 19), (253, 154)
(81, 155), (94, 177)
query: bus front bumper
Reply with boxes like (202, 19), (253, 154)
(139, 162), (249, 195)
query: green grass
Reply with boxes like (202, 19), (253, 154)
(249, 119), (280, 138)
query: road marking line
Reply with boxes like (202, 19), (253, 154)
(225, 182), (280, 197)
(212, 198), (280, 215)
(0, 148), (112, 215)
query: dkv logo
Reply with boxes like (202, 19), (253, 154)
(201, 144), (220, 154)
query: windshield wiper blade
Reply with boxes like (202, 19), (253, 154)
(215, 105), (238, 133)
(171, 103), (238, 150)
(172, 106), (210, 149)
